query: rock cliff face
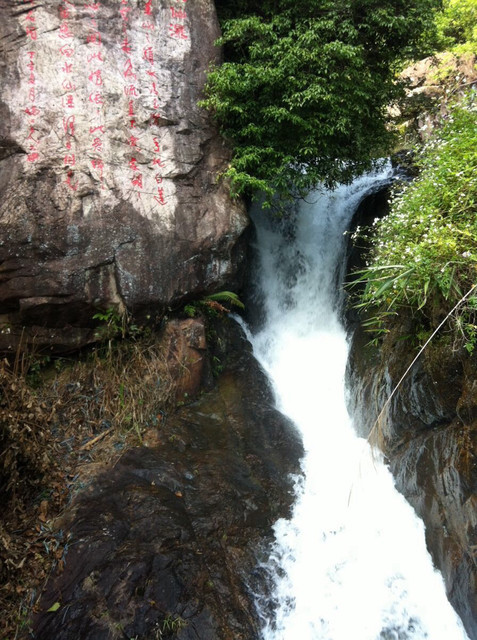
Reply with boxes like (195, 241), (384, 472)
(346, 192), (477, 639)
(0, 0), (248, 352)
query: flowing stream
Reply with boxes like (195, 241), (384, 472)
(246, 169), (469, 640)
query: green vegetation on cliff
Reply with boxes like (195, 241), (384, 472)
(351, 0), (477, 349)
(354, 90), (477, 349)
(203, 0), (440, 204)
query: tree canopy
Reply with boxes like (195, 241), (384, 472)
(203, 0), (441, 204)
(434, 0), (477, 51)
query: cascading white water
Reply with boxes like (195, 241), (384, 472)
(247, 168), (470, 640)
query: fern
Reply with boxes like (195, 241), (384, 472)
(204, 291), (245, 309)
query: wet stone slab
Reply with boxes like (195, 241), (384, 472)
(33, 323), (303, 639)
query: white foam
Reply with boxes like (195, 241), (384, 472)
(249, 169), (469, 640)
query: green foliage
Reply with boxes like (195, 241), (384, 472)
(93, 306), (143, 341)
(162, 613), (187, 634)
(202, 0), (440, 204)
(93, 306), (125, 339)
(183, 291), (244, 318)
(352, 90), (477, 349)
(205, 291), (245, 309)
(434, 0), (477, 53)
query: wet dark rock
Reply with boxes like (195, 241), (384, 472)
(347, 324), (477, 639)
(33, 321), (303, 639)
(345, 177), (477, 637)
(345, 187), (391, 284)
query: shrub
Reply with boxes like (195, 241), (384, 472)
(202, 0), (440, 205)
(352, 89), (477, 349)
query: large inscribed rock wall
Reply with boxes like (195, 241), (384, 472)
(0, 0), (247, 351)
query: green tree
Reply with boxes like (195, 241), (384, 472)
(203, 0), (441, 204)
(434, 0), (477, 53)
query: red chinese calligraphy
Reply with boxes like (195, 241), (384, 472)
(143, 47), (154, 65)
(92, 137), (103, 152)
(58, 2), (79, 179)
(169, 23), (188, 39)
(26, 26), (37, 41)
(87, 51), (104, 63)
(89, 124), (105, 135)
(63, 115), (76, 136)
(154, 188), (166, 205)
(66, 171), (78, 191)
(131, 173), (143, 188)
(89, 91), (104, 104)
(124, 85), (138, 97)
(88, 69), (103, 86)
(121, 36), (132, 54)
(24, 30), (40, 164)
(86, 31), (102, 46)
(171, 7), (186, 19)
(123, 58), (137, 80)
(59, 22), (74, 39)
(85, 3), (106, 185)
(59, 6), (71, 20)
(91, 158), (104, 172)
(26, 126), (38, 142)
(62, 79), (76, 91)
(60, 44), (74, 57)
(119, 6), (131, 21)
(63, 94), (75, 109)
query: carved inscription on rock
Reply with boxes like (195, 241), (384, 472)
(0, 0), (248, 350)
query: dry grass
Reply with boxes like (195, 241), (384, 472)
(48, 336), (175, 451)
(0, 333), (175, 638)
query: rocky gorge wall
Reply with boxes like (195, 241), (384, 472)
(0, 0), (248, 353)
(346, 192), (477, 640)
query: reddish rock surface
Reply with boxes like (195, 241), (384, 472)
(162, 318), (208, 401)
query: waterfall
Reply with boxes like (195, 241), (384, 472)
(246, 169), (469, 640)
